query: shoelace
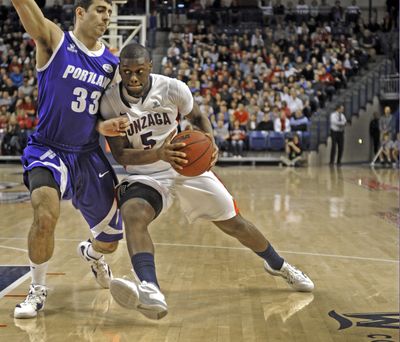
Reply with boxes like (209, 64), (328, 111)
(92, 258), (109, 276)
(23, 289), (46, 307)
(282, 265), (304, 284)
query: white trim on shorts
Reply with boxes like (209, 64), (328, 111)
(26, 159), (68, 197)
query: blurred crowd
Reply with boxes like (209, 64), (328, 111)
(161, 0), (397, 156)
(0, 0), (398, 156)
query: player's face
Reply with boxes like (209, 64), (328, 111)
(79, 0), (113, 37)
(120, 58), (152, 97)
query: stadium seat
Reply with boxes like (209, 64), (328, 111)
(267, 132), (285, 151)
(248, 131), (268, 150)
(300, 131), (311, 150)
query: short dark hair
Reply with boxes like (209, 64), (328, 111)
(120, 43), (151, 62)
(74, 0), (112, 11)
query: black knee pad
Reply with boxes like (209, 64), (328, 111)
(28, 167), (61, 199)
(116, 182), (163, 218)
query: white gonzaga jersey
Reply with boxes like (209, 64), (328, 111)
(101, 73), (193, 174)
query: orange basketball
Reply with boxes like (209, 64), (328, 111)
(171, 130), (214, 177)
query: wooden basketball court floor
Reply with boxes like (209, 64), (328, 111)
(0, 164), (398, 342)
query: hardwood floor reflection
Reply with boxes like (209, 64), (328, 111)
(0, 165), (398, 342)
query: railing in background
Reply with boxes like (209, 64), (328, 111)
(379, 75), (400, 101)
(309, 58), (391, 151)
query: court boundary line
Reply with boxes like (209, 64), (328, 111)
(0, 245), (27, 253)
(0, 237), (397, 264)
(0, 268), (31, 299)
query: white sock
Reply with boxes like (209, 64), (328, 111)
(30, 260), (49, 286)
(87, 244), (103, 260)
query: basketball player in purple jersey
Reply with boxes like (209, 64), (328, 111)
(12, 0), (129, 319)
(95, 43), (314, 320)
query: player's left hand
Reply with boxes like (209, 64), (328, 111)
(97, 117), (130, 137)
(204, 133), (218, 170)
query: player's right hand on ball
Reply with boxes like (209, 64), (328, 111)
(157, 130), (188, 170)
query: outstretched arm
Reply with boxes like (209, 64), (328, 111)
(11, 0), (63, 68)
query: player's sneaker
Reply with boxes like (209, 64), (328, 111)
(14, 285), (47, 319)
(77, 240), (112, 289)
(264, 261), (314, 292)
(110, 278), (168, 320)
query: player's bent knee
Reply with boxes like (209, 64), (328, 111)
(93, 240), (118, 254)
(33, 205), (59, 233)
(117, 182), (163, 220)
(121, 198), (158, 224)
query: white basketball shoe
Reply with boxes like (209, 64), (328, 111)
(110, 277), (168, 320)
(264, 261), (314, 292)
(77, 240), (112, 289)
(14, 284), (47, 319)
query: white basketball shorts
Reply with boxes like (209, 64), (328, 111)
(118, 168), (239, 223)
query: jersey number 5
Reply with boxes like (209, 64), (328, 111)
(141, 132), (156, 149)
(71, 87), (101, 115)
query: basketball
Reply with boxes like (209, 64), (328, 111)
(171, 130), (214, 177)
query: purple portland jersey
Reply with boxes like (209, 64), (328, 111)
(33, 31), (118, 151)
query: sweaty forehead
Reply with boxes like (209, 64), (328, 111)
(120, 57), (149, 67)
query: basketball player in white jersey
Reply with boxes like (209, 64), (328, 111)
(94, 43), (314, 320)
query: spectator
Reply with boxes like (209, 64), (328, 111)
(230, 120), (246, 158)
(290, 109), (309, 131)
(346, 0), (361, 24)
(331, 62), (347, 89)
(329, 104), (346, 166)
(233, 103), (250, 129)
(0, 91), (13, 109)
(318, 68), (336, 100)
(148, 10), (157, 49)
(214, 119), (230, 154)
(2, 78), (18, 98)
(287, 88), (304, 115)
(379, 106), (394, 141)
(256, 113), (274, 131)
(247, 114), (258, 131)
(331, 0), (344, 23)
(342, 52), (358, 77)
(295, 0), (309, 24)
(1, 114), (25, 155)
(391, 133), (400, 167)
(369, 112), (380, 156)
(360, 29), (376, 60)
(251, 28), (264, 48)
(281, 133), (304, 166)
(18, 76), (34, 98)
(15, 95), (36, 129)
(274, 110), (291, 133)
(377, 132), (394, 166)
